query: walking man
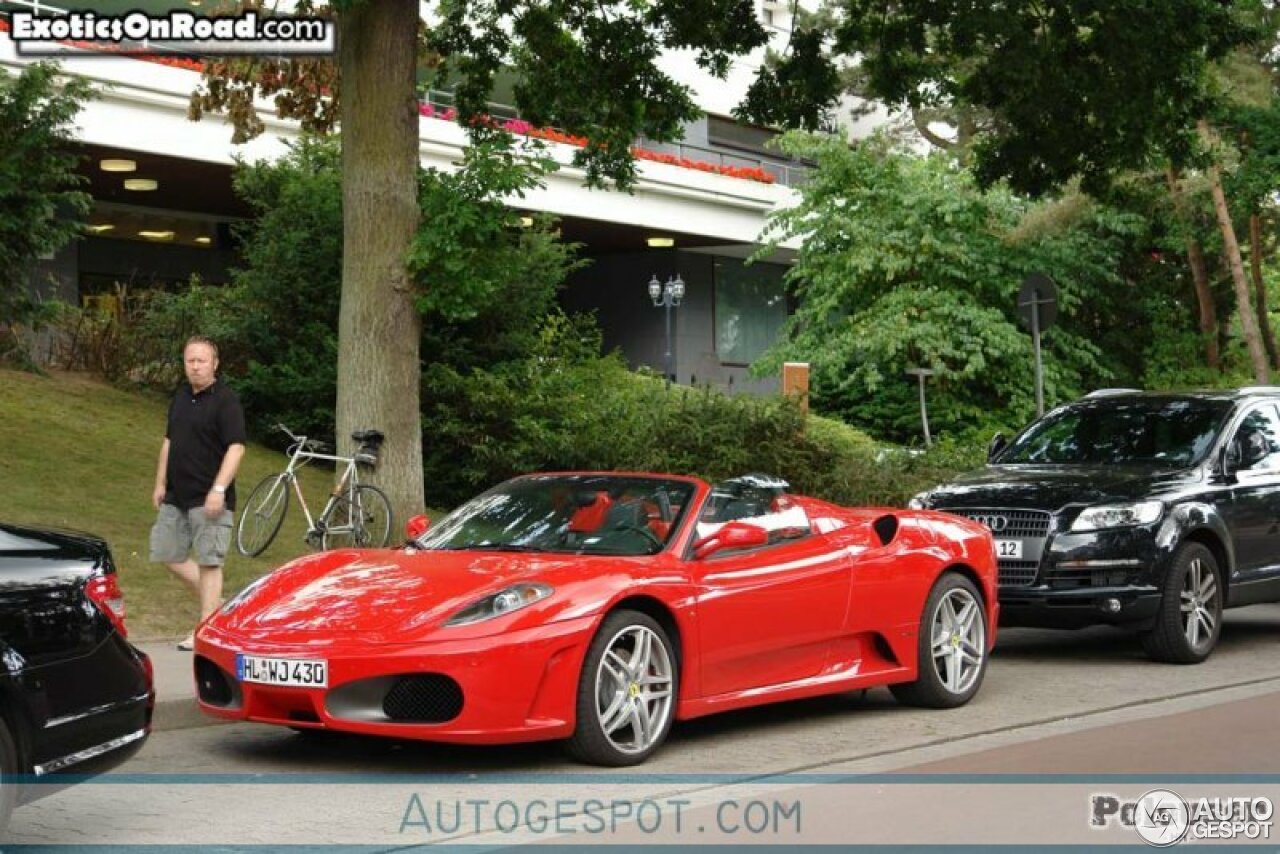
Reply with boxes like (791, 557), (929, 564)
(149, 336), (246, 650)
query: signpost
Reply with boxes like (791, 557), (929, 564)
(1017, 274), (1059, 417)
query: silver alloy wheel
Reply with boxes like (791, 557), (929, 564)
(929, 587), (986, 695)
(593, 625), (674, 756)
(1180, 556), (1219, 649)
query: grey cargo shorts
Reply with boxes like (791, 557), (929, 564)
(149, 503), (233, 567)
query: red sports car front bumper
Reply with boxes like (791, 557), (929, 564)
(194, 615), (598, 743)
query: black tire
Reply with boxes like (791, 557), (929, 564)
(567, 610), (678, 766)
(0, 717), (20, 835)
(235, 474), (291, 557)
(890, 572), (989, 709)
(320, 485), (393, 550)
(1140, 542), (1223, 664)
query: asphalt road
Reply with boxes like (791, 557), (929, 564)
(9, 604), (1280, 846)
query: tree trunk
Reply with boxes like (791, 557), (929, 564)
(1165, 166), (1219, 370)
(1198, 119), (1268, 383)
(336, 0), (423, 523)
(1249, 213), (1280, 369)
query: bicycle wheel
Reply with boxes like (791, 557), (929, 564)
(320, 484), (393, 550)
(236, 474), (291, 557)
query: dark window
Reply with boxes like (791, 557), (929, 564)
(998, 398), (1232, 466)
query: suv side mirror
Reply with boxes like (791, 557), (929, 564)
(987, 432), (1008, 462)
(1220, 442), (1240, 479)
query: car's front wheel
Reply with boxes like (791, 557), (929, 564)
(891, 572), (989, 708)
(567, 610), (677, 766)
(1141, 542), (1222, 664)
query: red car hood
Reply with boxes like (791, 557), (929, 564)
(218, 548), (582, 642)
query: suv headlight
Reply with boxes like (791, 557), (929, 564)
(907, 491), (932, 510)
(1071, 500), (1164, 532)
(445, 583), (553, 626)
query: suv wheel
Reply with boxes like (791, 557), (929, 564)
(1140, 542), (1222, 664)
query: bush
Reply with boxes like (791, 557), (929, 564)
(422, 313), (986, 508)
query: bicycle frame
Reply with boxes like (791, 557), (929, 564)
(277, 440), (363, 540)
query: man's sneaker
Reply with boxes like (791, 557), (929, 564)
(177, 633), (195, 651)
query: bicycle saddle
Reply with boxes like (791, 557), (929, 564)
(351, 430), (385, 444)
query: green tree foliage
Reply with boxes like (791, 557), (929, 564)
(757, 132), (1143, 440)
(220, 135), (581, 443)
(743, 0), (1249, 195)
(0, 62), (92, 363)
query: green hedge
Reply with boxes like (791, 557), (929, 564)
(422, 318), (986, 508)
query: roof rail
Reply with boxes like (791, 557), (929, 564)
(1236, 386), (1280, 395)
(1083, 388), (1143, 398)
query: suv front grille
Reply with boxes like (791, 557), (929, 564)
(997, 560), (1040, 586)
(939, 507), (1053, 588)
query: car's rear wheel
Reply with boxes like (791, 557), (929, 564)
(567, 610), (677, 766)
(1141, 542), (1222, 664)
(891, 572), (988, 708)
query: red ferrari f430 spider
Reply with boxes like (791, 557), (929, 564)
(195, 472), (997, 765)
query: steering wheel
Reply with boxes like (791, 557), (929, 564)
(610, 522), (664, 551)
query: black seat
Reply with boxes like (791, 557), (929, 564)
(351, 429), (384, 444)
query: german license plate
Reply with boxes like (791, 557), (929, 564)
(995, 539), (1023, 560)
(236, 654), (328, 688)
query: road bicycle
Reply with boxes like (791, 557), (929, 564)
(235, 424), (393, 557)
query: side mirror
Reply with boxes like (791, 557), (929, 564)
(1220, 443), (1239, 480)
(987, 432), (1008, 462)
(693, 521), (769, 560)
(405, 514), (431, 541)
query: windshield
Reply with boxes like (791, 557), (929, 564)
(416, 474), (698, 556)
(997, 398), (1232, 466)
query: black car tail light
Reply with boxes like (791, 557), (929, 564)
(86, 569), (128, 638)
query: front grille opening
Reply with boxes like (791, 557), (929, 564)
(195, 656), (236, 707)
(998, 560), (1040, 587)
(382, 674), (463, 723)
(1049, 569), (1130, 589)
(288, 710), (321, 724)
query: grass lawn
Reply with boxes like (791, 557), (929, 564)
(0, 367), (359, 640)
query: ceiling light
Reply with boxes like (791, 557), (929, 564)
(124, 178), (158, 191)
(195, 236), (212, 245)
(86, 224), (115, 233)
(647, 236), (675, 248)
(100, 159), (136, 172)
(138, 230), (175, 240)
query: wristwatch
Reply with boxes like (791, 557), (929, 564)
(212, 484), (227, 494)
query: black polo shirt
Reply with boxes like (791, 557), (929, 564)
(164, 380), (247, 511)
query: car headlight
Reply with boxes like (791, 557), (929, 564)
(1071, 500), (1164, 532)
(445, 583), (553, 626)
(907, 491), (932, 510)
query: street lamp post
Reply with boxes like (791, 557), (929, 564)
(648, 274), (685, 383)
(906, 367), (934, 448)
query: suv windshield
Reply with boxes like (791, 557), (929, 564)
(997, 397), (1232, 466)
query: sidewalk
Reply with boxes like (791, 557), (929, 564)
(134, 638), (215, 732)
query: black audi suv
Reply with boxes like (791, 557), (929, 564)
(910, 388), (1280, 663)
(0, 522), (153, 828)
